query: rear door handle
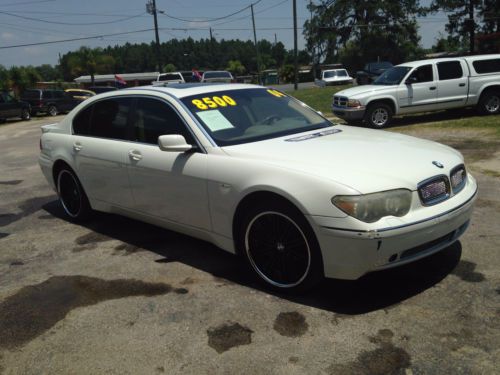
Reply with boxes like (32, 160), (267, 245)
(459, 83), (466, 87)
(128, 150), (142, 161)
(429, 86), (436, 90)
(73, 142), (82, 152)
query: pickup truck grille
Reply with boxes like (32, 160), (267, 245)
(333, 95), (348, 107)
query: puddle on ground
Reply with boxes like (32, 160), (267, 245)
(327, 329), (411, 375)
(0, 180), (23, 185)
(9, 260), (24, 266)
(0, 232), (9, 239)
(451, 260), (486, 283)
(207, 322), (253, 353)
(113, 243), (145, 256)
(273, 311), (309, 337)
(0, 195), (55, 227)
(75, 232), (112, 246)
(0, 275), (172, 350)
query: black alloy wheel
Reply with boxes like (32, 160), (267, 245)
(56, 168), (91, 221)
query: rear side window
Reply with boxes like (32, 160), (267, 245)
(133, 98), (194, 145)
(437, 61), (463, 80)
(73, 98), (133, 140)
(43, 91), (53, 99)
(52, 91), (64, 98)
(473, 59), (500, 74)
(22, 90), (40, 99)
(409, 64), (433, 83)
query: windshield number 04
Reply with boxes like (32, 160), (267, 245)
(192, 96), (236, 110)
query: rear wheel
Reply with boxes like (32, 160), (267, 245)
(21, 108), (30, 121)
(364, 103), (393, 128)
(477, 90), (500, 115)
(237, 200), (323, 292)
(48, 105), (58, 116)
(56, 167), (92, 221)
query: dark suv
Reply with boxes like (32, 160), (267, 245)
(0, 92), (31, 121)
(21, 89), (78, 116)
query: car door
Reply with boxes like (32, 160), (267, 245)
(126, 96), (211, 230)
(72, 97), (135, 207)
(436, 60), (469, 109)
(397, 64), (438, 114)
(0, 94), (10, 118)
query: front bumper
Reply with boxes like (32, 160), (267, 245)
(309, 185), (477, 280)
(332, 105), (365, 121)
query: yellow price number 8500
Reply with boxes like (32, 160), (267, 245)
(192, 95), (236, 110)
(267, 89), (286, 98)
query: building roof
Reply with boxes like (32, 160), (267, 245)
(74, 72), (159, 83)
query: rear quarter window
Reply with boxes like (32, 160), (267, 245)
(73, 105), (93, 135)
(473, 59), (500, 74)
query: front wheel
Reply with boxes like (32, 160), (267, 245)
(477, 90), (500, 115)
(48, 105), (58, 116)
(56, 167), (92, 222)
(21, 108), (30, 121)
(237, 200), (323, 292)
(364, 103), (393, 128)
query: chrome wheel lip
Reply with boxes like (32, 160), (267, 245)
(244, 211), (311, 288)
(57, 170), (82, 218)
(48, 106), (58, 116)
(371, 108), (389, 127)
(485, 95), (500, 113)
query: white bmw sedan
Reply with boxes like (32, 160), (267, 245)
(39, 83), (477, 291)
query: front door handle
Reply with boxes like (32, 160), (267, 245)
(429, 86), (437, 90)
(128, 150), (142, 161)
(73, 142), (82, 152)
(459, 83), (466, 87)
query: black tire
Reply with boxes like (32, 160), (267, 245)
(21, 108), (30, 121)
(56, 167), (92, 222)
(48, 105), (58, 116)
(477, 90), (500, 115)
(236, 199), (324, 293)
(364, 102), (393, 128)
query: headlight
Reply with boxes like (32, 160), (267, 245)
(347, 99), (362, 108)
(332, 189), (412, 223)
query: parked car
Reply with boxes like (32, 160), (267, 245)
(356, 61), (393, 85)
(0, 92), (31, 121)
(65, 89), (95, 102)
(201, 71), (234, 83)
(88, 86), (118, 94)
(153, 72), (185, 85)
(333, 54), (500, 128)
(21, 89), (78, 116)
(316, 69), (353, 86)
(39, 83), (476, 292)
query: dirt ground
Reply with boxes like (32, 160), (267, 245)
(0, 116), (499, 375)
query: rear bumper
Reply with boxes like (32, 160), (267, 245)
(332, 105), (365, 121)
(309, 185), (477, 280)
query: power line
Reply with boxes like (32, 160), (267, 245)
(159, 0), (262, 23)
(0, 0), (55, 6)
(212, 0), (290, 27)
(0, 10), (147, 25)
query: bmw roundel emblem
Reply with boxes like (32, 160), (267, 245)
(432, 161), (444, 168)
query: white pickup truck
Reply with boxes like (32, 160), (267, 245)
(332, 54), (500, 128)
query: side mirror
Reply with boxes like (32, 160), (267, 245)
(158, 134), (194, 152)
(405, 77), (417, 85)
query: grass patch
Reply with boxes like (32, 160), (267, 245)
(290, 84), (352, 114)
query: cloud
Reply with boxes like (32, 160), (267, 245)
(1, 32), (17, 41)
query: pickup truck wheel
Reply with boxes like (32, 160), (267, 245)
(364, 103), (393, 128)
(48, 105), (58, 116)
(478, 90), (500, 115)
(21, 108), (30, 121)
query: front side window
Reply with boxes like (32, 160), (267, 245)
(181, 88), (331, 146)
(437, 61), (463, 80)
(408, 65), (433, 83)
(133, 98), (195, 145)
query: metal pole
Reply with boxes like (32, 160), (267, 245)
(469, 0), (475, 55)
(152, 0), (162, 72)
(293, 0), (298, 90)
(251, 4), (261, 85)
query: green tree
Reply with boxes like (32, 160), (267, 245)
(226, 60), (246, 75)
(63, 46), (115, 84)
(163, 63), (177, 72)
(304, 0), (423, 70)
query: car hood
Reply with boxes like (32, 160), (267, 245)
(221, 125), (463, 194)
(335, 84), (394, 98)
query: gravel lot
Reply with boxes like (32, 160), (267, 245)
(0, 116), (499, 375)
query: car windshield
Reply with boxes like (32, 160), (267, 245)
(204, 72), (231, 79)
(373, 66), (412, 85)
(370, 62), (393, 71)
(181, 88), (332, 146)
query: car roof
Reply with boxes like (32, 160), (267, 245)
(122, 83), (261, 99)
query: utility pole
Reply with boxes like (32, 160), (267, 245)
(209, 27), (215, 69)
(146, 0), (162, 73)
(293, 0), (298, 90)
(251, 4), (261, 85)
(468, 0), (475, 55)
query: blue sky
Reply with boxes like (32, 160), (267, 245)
(0, 0), (447, 68)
